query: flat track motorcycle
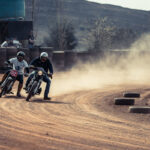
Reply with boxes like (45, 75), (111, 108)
(0, 64), (18, 97)
(25, 67), (52, 101)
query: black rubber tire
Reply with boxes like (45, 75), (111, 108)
(123, 93), (140, 98)
(0, 89), (5, 98)
(0, 80), (12, 98)
(129, 106), (150, 114)
(26, 81), (38, 101)
(115, 98), (135, 105)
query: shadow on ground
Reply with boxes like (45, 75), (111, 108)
(30, 99), (70, 104)
(5, 95), (26, 100)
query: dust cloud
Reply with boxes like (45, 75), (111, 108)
(51, 33), (150, 96)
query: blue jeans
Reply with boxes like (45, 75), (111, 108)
(26, 72), (51, 97)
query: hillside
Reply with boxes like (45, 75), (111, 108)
(25, 0), (150, 48)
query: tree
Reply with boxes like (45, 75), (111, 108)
(86, 17), (116, 52)
(112, 28), (138, 49)
(45, 19), (77, 51)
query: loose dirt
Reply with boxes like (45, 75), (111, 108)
(0, 74), (150, 150)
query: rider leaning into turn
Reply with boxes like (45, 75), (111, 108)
(0, 51), (29, 97)
(24, 52), (53, 100)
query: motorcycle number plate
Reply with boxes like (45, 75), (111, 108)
(10, 70), (18, 77)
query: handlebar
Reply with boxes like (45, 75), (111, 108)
(48, 73), (53, 79)
(28, 66), (53, 79)
(4, 61), (13, 69)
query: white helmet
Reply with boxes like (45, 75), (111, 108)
(40, 52), (48, 58)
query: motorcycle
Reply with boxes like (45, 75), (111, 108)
(25, 67), (52, 101)
(0, 63), (18, 97)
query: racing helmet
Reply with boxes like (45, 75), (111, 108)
(40, 52), (48, 58)
(17, 51), (25, 58)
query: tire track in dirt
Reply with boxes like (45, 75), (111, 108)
(0, 83), (150, 150)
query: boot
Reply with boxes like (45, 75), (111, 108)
(44, 96), (51, 100)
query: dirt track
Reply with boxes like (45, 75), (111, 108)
(0, 75), (150, 150)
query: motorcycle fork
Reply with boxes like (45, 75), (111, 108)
(35, 80), (42, 95)
(1, 75), (10, 88)
(28, 76), (35, 89)
(7, 76), (16, 93)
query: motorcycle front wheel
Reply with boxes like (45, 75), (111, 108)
(0, 79), (12, 98)
(26, 81), (38, 101)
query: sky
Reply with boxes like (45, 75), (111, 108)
(87, 0), (150, 11)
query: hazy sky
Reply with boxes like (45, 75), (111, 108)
(87, 0), (150, 11)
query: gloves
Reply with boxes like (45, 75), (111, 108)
(24, 73), (29, 77)
(48, 73), (53, 79)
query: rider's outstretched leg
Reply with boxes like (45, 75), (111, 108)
(17, 83), (23, 97)
(16, 75), (23, 97)
(43, 75), (51, 100)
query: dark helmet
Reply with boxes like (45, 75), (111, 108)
(17, 51), (25, 58)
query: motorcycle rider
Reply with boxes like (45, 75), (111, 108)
(24, 52), (53, 100)
(0, 51), (29, 97)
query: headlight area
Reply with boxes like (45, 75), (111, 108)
(38, 71), (43, 76)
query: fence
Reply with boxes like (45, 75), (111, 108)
(0, 47), (132, 72)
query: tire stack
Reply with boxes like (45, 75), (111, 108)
(114, 92), (150, 114)
(114, 98), (135, 105)
(114, 92), (140, 106)
(129, 106), (150, 114)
